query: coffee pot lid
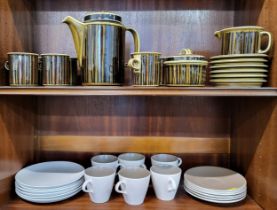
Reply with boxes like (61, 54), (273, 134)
(84, 12), (122, 22)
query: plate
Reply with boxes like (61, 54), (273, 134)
(210, 78), (267, 83)
(210, 54), (268, 60)
(185, 187), (247, 204)
(210, 69), (268, 73)
(184, 166), (247, 192)
(210, 64), (268, 69)
(15, 161), (85, 188)
(210, 73), (267, 78)
(210, 58), (268, 64)
(213, 83), (263, 87)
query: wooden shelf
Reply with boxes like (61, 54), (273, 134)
(0, 86), (276, 97)
(4, 190), (262, 210)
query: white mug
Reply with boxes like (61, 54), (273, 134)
(150, 165), (181, 201)
(151, 154), (182, 167)
(91, 154), (118, 170)
(118, 153), (146, 169)
(115, 167), (150, 205)
(82, 167), (115, 203)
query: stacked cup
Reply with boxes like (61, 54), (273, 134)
(150, 154), (182, 201)
(210, 26), (273, 87)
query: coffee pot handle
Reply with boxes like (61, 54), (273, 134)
(4, 61), (9, 70)
(258, 31), (273, 54)
(126, 27), (141, 53)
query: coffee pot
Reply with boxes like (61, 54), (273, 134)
(63, 12), (140, 85)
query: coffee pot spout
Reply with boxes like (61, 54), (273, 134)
(63, 16), (85, 67)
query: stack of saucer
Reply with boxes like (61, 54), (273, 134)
(15, 161), (85, 203)
(184, 166), (247, 204)
(209, 54), (269, 87)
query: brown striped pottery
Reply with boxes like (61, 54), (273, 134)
(164, 49), (208, 86)
(4, 52), (39, 86)
(41, 54), (72, 86)
(63, 12), (140, 86)
(215, 26), (273, 55)
(128, 52), (161, 86)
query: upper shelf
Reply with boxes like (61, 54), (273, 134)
(0, 86), (276, 97)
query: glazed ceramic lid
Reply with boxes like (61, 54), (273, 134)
(84, 12), (122, 22)
(164, 49), (208, 65)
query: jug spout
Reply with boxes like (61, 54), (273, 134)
(214, 30), (222, 39)
(63, 16), (85, 67)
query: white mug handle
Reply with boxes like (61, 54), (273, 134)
(140, 163), (147, 169)
(82, 180), (94, 193)
(168, 177), (177, 192)
(115, 180), (127, 194)
(177, 158), (182, 166)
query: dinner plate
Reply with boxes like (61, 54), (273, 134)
(210, 78), (266, 83)
(210, 69), (268, 73)
(210, 64), (268, 69)
(210, 58), (268, 64)
(16, 187), (81, 203)
(210, 73), (267, 78)
(184, 186), (246, 200)
(210, 54), (268, 60)
(184, 166), (247, 192)
(213, 83), (263, 87)
(15, 161), (84, 188)
(185, 187), (247, 204)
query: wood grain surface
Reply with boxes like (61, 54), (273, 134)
(3, 191), (262, 210)
(0, 96), (36, 206)
(231, 98), (277, 210)
(38, 136), (229, 154)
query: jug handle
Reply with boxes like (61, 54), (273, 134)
(126, 28), (141, 52)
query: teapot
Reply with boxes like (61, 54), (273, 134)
(63, 12), (140, 85)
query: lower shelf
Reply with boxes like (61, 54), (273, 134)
(4, 190), (261, 210)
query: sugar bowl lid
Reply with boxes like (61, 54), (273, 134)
(84, 12), (122, 22)
(164, 49), (208, 65)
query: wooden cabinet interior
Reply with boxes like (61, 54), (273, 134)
(1, 0), (277, 209)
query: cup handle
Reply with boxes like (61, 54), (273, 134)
(168, 178), (177, 192)
(82, 180), (94, 193)
(4, 61), (9, 70)
(177, 158), (182, 166)
(140, 163), (147, 169)
(127, 58), (141, 73)
(258, 31), (273, 54)
(115, 180), (127, 194)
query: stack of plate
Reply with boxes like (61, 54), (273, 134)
(209, 54), (269, 87)
(15, 161), (85, 203)
(184, 166), (247, 204)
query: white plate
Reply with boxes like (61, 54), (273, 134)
(184, 186), (246, 200)
(16, 187), (81, 203)
(16, 185), (82, 199)
(16, 181), (83, 197)
(210, 54), (268, 60)
(184, 180), (246, 195)
(16, 161), (84, 188)
(184, 166), (247, 192)
(15, 178), (84, 193)
(185, 187), (247, 204)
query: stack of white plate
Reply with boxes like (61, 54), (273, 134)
(184, 166), (247, 204)
(209, 54), (269, 87)
(15, 161), (85, 203)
